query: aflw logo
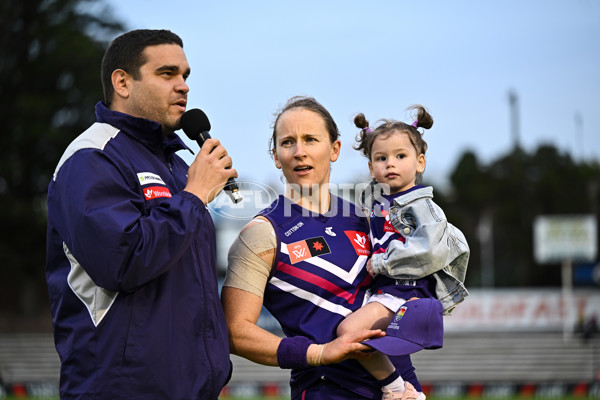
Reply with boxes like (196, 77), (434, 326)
(293, 247), (307, 259)
(287, 237), (331, 264)
(144, 186), (172, 200)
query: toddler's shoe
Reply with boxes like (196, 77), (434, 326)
(382, 381), (418, 400)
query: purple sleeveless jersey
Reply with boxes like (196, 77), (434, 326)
(260, 195), (421, 399)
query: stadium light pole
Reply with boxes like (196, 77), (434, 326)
(508, 89), (520, 150)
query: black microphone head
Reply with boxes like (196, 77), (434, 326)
(179, 108), (211, 141)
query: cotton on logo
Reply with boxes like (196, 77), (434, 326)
(345, 231), (370, 256)
(143, 186), (172, 200)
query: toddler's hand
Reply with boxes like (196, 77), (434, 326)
(366, 259), (376, 277)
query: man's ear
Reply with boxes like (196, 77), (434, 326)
(111, 69), (130, 100)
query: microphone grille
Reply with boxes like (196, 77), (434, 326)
(179, 108), (211, 140)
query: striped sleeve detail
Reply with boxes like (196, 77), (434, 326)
(53, 123), (120, 181)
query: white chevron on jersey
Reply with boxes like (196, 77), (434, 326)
(280, 242), (367, 284)
(370, 231), (394, 247)
(269, 277), (353, 317)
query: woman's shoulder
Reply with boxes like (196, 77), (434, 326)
(238, 217), (277, 246)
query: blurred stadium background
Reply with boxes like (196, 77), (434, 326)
(1, 288), (599, 398)
(1, 0), (599, 398)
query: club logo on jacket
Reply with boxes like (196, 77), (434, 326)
(287, 237), (331, 264)
(143, 186), (172, 200)
(344, 231), (371, 256)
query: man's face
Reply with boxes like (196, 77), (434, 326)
(124, 44), (190, 133)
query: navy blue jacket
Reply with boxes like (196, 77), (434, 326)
(46, 102), (231, 399)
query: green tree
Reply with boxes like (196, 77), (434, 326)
(0, 0), (124, 329)
(446, 144), (600, 288)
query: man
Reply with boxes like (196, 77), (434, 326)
(46, 29), (235, 399)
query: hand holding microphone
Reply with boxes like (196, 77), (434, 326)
(179, 109), (242, 204)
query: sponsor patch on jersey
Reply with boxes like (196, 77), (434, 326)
(143, 186), (172, 200)
(380, 210), (398, 233)
(287, 236), (331, 264)
(344, 231), (371, 256)
(284, 221), (304, 237)
(137, 172), (166, 186)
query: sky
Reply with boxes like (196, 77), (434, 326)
(102, 0), (600, 192)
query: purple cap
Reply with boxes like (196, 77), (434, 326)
(362, 298), (444, 356)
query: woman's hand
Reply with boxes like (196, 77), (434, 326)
(321, 328), (385, 365)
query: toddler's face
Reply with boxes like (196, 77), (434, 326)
(369, 130), (425, 194)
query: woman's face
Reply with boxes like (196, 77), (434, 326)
(273, 108), (340, 189)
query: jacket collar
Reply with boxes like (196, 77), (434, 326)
(95, 101), (190, 153)
(391, 185), (433, 207)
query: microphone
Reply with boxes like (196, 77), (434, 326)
(179, 108), (242, 204)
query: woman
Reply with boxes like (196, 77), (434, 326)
(221, 96), (421, 400)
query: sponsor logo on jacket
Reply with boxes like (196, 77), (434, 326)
(144, 186), (172, 200)
(137, 172), (166, 186)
